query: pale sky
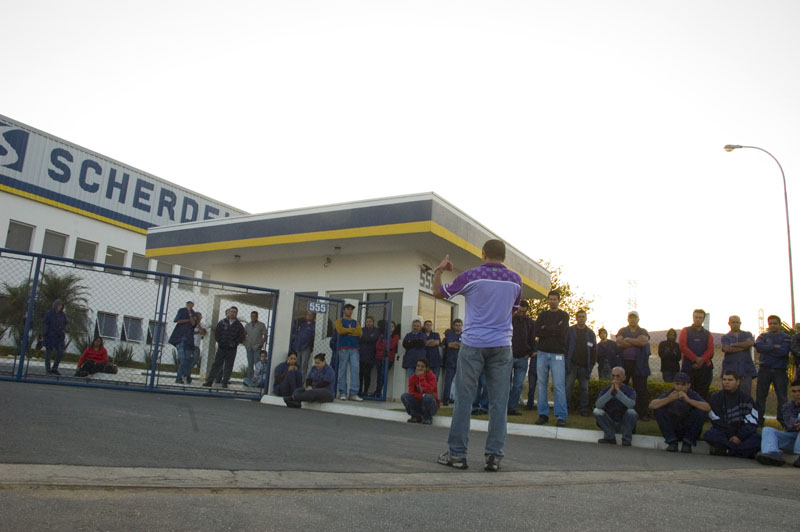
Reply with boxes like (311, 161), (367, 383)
(3, 0), (798, 335)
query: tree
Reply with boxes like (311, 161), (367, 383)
(0, 270), (90, 352)
(525, 260), (595, 326)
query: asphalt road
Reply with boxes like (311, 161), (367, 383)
(0, 381), (796, 532)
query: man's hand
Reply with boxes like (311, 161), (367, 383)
(436, 255), (453, 272)
(729, 435), (741, 445)
(305, 386), (312, 391)
(692, 360), (703, 369)
(611, 382), (621, 393)
(677, 391), (688, 401)
(668, 390), (680, 402)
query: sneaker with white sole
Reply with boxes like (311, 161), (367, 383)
(437, 451), (468, 469)
(339, 395), (347, 401)
(349, 395), (363, 402)
(484, 454), (501, 472)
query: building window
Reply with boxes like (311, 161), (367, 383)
(130, 253), (150, 280)
(41, 230), (68, 257)
(178, 266), (195, 288)
(121, 316), (144, 343)
(155, 261), (172, 283)
(74, 238), (98, 263)
(147, 320), (167, 345)
(104, 246), (126, 274)
(95, 312), (119, 339)
(5, 220), (34, 252)
(418, 292), (455, 337)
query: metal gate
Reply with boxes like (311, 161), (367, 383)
(0, 248), (279, 400)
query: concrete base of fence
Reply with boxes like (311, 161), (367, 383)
(259, 395), (716, 453)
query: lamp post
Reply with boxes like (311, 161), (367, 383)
(724, 144), (795, 327)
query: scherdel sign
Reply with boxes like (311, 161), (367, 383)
(0, 116), (244, 233)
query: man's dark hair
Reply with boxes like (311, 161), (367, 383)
(791, 379), (800, 387)
(230, 306), (238, 311)
(767, 314), (781, 324)
(693, 309), (706, 318)
(598, 327), (607, 335)
(576, 309), (586, 317)
(482, 239), (506, 261)
(417, 357), (430, 369)
(547, 289), (560, 299)
(251, 311), (258, 317)
(314, 353), (326, 362)
(453, 318), (463, 325)
(723, 370), (741, 380)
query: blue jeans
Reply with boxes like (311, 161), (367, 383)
(448, 344), (512, 459)
(401, 393), (438, 421)
(594, 408), (638, 443)
(537, 351), (567, 420)
(507, 357), (529, 410)
(176, 341), (195, 380)
(565, 363), (590, 413)
(472, 372), (488, 412)
(297, 346), (313, 377)
(761, 427), (800, 455)
(245, 347), (259, 380)
(337, 349), (360, 396)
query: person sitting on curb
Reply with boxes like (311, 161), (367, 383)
(401, 358), (440, 425)
(593, 366), (638, 446)
(286, 353), (336, 408)
(756, 379), (800, 467)
(270, 351), (303, 394)
(649, 371), (710, 453)
(703, 370), (761, 458)
(75, 337), (118, 377)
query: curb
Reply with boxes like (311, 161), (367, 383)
(259, 395), (709, 453)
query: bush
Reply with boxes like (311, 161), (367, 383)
(112, 344), (135, 366)
(569, 378), (718, 410)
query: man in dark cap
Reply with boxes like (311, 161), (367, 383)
(649, 371), (710, 453)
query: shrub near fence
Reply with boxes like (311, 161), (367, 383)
(568, 379), (718, 411)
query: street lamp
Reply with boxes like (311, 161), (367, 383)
(724, 144), (795, 327)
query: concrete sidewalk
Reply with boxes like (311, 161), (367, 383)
(260, 395), (706, 452)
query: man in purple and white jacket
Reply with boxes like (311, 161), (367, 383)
(432, 239), (522, 472)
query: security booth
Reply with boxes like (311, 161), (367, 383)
(145, 192), (550, 401)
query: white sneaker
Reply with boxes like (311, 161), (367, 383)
(339, 395), (347, 401)
(349, 395), (363, 402)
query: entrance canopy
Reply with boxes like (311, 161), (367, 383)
(145, 192), (550, 298)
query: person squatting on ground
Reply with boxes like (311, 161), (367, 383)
(534, 290), (569, 427)
(754, 314), (792, 426)
(657, 328), (681, 383)
(286, 353), (336, 407)
(649, 371), (710, 453)
(336, 303), (363, 402)
(756, 379), (800, 468)
(566, 309), (596, 417)
(703, 370), (761, 458)
(169, 300), (197, 384)
(616, 310), (651, 421)
(441, 319), (462, 406)
(433, 239), (522, 472)
(244, 311), (268, 381)
(358, 316), (381, 396)
(75, 337), (117, 377)
(594, 366), (638, 446)
(401, 358), (440, 425)
(243, 350), (273, 388)
(203, 306), (246, 388)
(508, 301), (535, 416)
(42, 299), (68, 375)
(678, 309), (714, 401)
(720, 315), (756, 397)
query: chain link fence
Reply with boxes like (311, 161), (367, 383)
(0, 248), (278, 398)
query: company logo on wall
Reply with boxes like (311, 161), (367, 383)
(0, 121), (29, 173)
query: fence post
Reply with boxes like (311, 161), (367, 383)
(148, 275), (171, 389)
(16, 256), (43, 380)
(261, 290), (279, 396)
